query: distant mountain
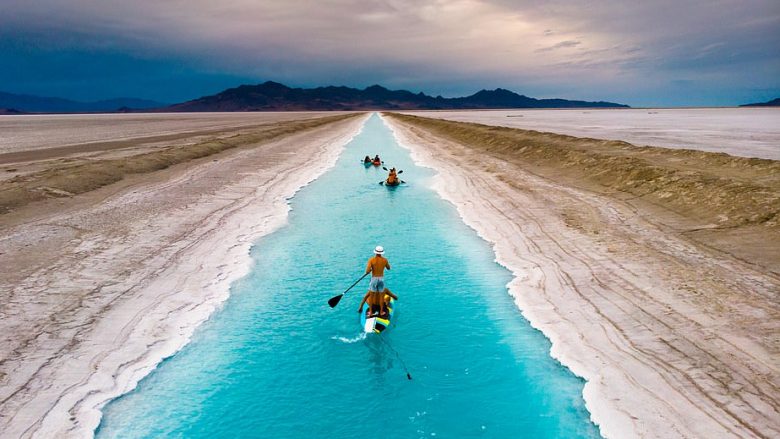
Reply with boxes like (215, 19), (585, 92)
(740, 97), (780, 107)
(166, 81), (629, 111)
(0, 91), (167, 113)
(0, 108), (25, 115)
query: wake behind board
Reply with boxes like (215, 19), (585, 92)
(360, 296), (395, 333)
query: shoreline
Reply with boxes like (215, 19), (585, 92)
(383, 114), (780, 438)
(0, 114), (369, 437)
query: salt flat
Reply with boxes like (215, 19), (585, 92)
(0, 113), (366, 437)
(402, 108), (780, 160)
(2, 109), (777, 439)
(0, 112), (343, 155)
(386, 113), (780, 439)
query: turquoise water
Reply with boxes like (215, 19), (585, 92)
(97, 114), (600, 438)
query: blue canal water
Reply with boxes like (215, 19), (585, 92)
(97, 114), (600, 438)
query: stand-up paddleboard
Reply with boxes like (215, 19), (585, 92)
(360, 296), (395, 333)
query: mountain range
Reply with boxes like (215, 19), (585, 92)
(740, 97), (780, 107)
(2, 83), (777, 114)
(167, 81), (629, 111)
(0, 92), (167, 113)
(0, 82), (630, 113)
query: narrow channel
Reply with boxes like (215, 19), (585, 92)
(97, 113), (600, 438)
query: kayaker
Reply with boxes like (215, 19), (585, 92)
(365, 245), (390, 294)
(386, 167), (399, 185)
(358, 287), (398, 317)
(364, 155), (371, 163)
(373, 154), (381, 163)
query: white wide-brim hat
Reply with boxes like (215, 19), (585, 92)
(374, 245), (384, 255)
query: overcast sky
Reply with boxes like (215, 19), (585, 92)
(1, 0), (778, 106)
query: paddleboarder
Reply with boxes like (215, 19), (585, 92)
(357, 287), (398, 317)
(326, 246), (390, 310)
(366, 245), (390, 295)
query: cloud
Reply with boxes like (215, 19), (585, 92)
(0, 0), (777, 105)
(535, 40), (581, 53)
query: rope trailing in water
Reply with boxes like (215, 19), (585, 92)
(377, 335), (412, 380)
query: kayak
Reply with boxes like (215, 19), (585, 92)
(363, 160), (373, 167)
(372, 160), (381, 166)
(360, 296), (395, 333)
(384, 179), (401, 187)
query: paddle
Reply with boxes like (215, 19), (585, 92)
(328, 272), (370, 308)
(378, 335), (413, 380)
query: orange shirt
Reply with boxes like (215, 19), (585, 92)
(366, 255), (391, 276)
